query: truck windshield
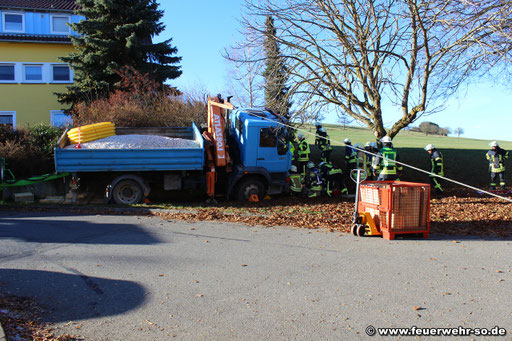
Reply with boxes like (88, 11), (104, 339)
(259, 127), (288, 155)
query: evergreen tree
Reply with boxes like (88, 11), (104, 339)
(262, 16), (291, 117)
(58, 0), (181, 105)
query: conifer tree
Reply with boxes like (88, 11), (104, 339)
(262, 16), (291, 116)
(58, 0), (181, 105)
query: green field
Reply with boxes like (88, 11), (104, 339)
(298, 124), (512, 189)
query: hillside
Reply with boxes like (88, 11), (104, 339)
(300, 124), (512, 150)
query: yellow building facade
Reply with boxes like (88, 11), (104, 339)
(0, 0), (80, 129)
(0, 42), (74, 128)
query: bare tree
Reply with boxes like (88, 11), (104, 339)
(239, 0), (512, 139)
(338, 114), (353, 130)
(454, 127), (464, 137)
(224, 36), (264, 108)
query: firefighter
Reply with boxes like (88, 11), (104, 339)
(364, 142), (377, 180)
(314, 122), (323, 146)
(288, 165), (303, 195)
(343, 138), (357, 171)
(424, 144), (444, 194)
(317, 127), (332, 163)
(288, 139), (295, 163)
(373, 136), (402, 181)
(354, 143), (364, 169)
(305, 161), (322, 198)
(319, 161), (348, 196)
(486, 141), (508, 190)
(297, 132), (310, 180)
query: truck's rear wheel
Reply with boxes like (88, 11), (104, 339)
(236, 178), (265, 202)
(112, 179), (143, 205)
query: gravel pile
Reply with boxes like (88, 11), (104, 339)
(67, 134), (199, 149)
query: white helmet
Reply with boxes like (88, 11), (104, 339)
(343, 138), (351, 144)
(319, 127), (326, 133)
(315, 122), (322, 127)
(365, 141), (372, 147)
(490, 141), (499, 147)
(380, 136), (392, 143)
(307, 161), (315, 169)
(290, 165), (297, 172)
(298, 132), (305, 140)
(424, 144), (435, 151)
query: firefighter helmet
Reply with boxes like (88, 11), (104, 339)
(290, 165), (297, 173)
(307, 161), (315, 169)
(424, 144), (435, 151)
(490, 141), (499, 147)
(343, 138), (351, 144)
(315, 122), (322, 128)
(380, 136), (392, 143)
(365, 141), (372, 147)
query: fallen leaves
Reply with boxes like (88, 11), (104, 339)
(0, 296), (79, 341)
(152, 191), (512, 238)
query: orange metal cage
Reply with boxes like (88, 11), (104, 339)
(358, 181), (431, 240)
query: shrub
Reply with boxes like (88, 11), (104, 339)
(28, 124), (63, 158)
(0, 124), (62, 179)
(72, 66), (207, 127)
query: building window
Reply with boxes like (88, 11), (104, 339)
(51, 15), (70, 34)
(24, 64), (43, 82)
(2, 12), (24, 32)
(52, 65), (70, 82)
(0, 64), (15, 81)
(51, 110), (73, 128)
(0, 112), (16, 129)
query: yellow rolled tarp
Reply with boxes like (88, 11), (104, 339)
(67, 122), (116, 144)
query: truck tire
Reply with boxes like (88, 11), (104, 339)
(112, 179), (143, 205)
(236, 178), (265, 202)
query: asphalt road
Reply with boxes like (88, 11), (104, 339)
(1, 210), (511, 340)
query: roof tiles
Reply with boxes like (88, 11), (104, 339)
(0, 0), (78, 11)
(0, 33), (72, 42)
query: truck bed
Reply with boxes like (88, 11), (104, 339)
(54, 124), (205, 172)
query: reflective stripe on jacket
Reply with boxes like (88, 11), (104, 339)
(289, 174), (302, 192)
(289, 142), (295, 160)
(297, 140), (310, 162)
(486, 148), (508, 173)
(430, 150), (444, 176)
(345, 145), (357, 164)
(374, 147), (403, 175)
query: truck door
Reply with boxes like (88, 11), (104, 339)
(256, 127), (290, 172)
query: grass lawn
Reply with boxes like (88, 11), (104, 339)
(297, 124), (512, 188)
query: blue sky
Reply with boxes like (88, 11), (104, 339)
(158, 1), (512, 142)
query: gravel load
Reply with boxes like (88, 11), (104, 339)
(66, 134), (199, 149)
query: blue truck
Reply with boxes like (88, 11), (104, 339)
(54, 97), (292, 204)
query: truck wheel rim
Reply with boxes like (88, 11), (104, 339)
(119, 185), (137, 203)
(244, 184), (259, 199)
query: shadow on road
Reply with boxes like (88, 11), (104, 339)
(0, 268), (146, 323)
(0, 212), (161, 245)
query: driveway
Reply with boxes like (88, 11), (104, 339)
(0, 211), (511, 340)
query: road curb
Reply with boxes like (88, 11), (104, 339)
(0, 322), (6, 341)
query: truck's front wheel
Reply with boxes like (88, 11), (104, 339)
(236, 178), (265, 202)
(112, 179), (143, 205)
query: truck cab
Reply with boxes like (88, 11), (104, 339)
(226, 107), (292, 200)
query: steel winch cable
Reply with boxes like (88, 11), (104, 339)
(243, 111), (512, 203)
